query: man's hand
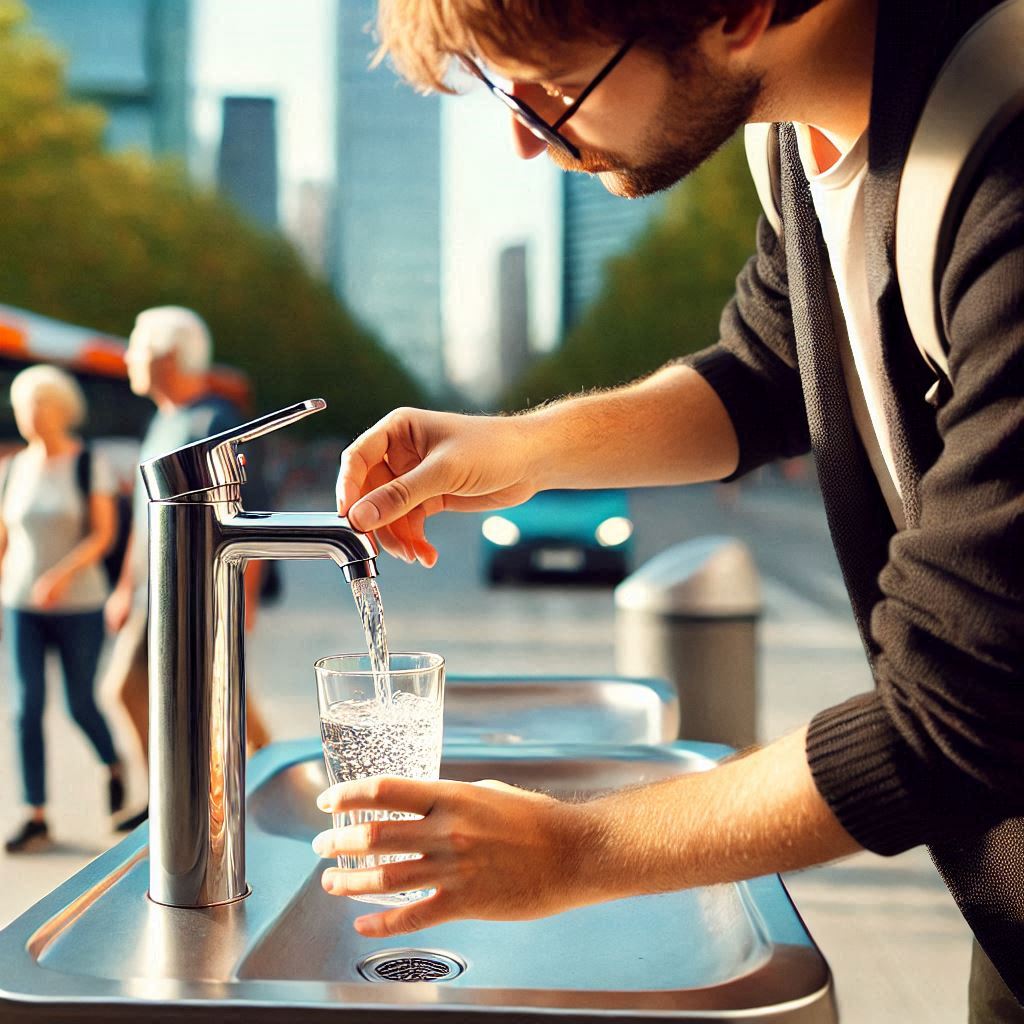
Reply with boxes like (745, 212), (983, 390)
(336, 369), (742, 568)
(104, 580), (133, 633)
(312, 729), (862, 938)
(337, 409), (540, 567)
(313, 777), (606, 937)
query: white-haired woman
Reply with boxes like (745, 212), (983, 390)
(0, 365), (124, 852)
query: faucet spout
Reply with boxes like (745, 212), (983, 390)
(220, 511), (378, 579)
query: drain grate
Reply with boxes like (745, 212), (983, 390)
(357, 949), (466, 983)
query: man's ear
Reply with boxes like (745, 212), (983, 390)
(719, 0), (774, 56)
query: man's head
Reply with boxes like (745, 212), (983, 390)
(125, 306), (211, 403)
(377, 0), (824, 197)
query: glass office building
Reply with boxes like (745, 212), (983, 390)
(27, 0), (190, 155)
(560, 173), (667, 331)
(334, 0), (444, 393)
(218, 96), (279, 229)
(497, 243), (530, 392)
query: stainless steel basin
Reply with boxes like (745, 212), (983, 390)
(444, 674), (679, 744)
(0, 740), (835, 1022)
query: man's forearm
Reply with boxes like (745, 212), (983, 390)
(576, 727), (863, 901)
(525, 363), (740, 492)
(314, 724), (867, 937)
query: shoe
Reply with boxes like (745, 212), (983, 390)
(5, 818), (53, 853)
(115, 806), (148, 833)
(108, 773), (126, 817)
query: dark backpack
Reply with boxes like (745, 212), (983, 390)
(73, 447), (131, 588)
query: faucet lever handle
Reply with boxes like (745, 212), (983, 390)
(141, 398), (327, 501)
(214, 398), (326, 447)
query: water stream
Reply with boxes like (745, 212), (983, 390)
(349, 575), (392, 705)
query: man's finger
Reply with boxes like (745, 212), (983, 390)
(347, 461), (437, 532)
(412, 540), (438, 568)
(350, 460), (421, 561)
(338, 410), (415, 515)
(337, 433), (388, 515)
(317, 776), (441, 816)
(352, 892), (451, 938)
(314, 819), (436, 858)
(321, 857), (435, 899)
(404, 506), (438, 567)
(385, 503), (427, 563)
(374, 523), (417, 563)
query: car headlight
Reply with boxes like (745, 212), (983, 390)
(482, 515), (521, 547)
(595, 516), (633, 547)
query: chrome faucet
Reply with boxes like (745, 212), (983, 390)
(140, 398), (378, 908)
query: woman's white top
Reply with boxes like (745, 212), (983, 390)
(0, 446), (115, 612)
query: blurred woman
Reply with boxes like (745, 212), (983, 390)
(0, 365), (124, 852)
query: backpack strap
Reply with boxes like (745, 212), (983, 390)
(744, 122), (783, 237)
(74, 444), (92, 534)
(75, 444), (92, 498)
(896, 0), (1024, 387)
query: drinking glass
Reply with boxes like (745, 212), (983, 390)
(314, 652), (445, 906)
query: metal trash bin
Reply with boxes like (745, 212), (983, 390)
(614, 536), (761, 747)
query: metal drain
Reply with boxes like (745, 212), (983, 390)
(357, 949), (466, 983)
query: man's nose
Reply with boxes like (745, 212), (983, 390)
(510, 115), (549, 159)
(509, 84), (549, 160)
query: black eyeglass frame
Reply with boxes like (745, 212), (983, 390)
(458, 38), (635, 160)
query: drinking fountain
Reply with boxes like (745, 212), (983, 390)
(0, 398), (837, 1022)
(140, 398), (378, 908)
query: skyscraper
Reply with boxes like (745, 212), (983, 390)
(285, 181), (337, 279)
(560, 173), (667, 332)
(27, 0), (191, 155)
(334, 0), (444, 393)
(497, 244), (531, 393)
(217, 97), (279, 229)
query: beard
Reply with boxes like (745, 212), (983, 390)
(548, 52), (761, 198)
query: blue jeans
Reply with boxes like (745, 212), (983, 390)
(5, 608), (118, 808)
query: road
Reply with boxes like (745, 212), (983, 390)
(0, 475), (972, 1021)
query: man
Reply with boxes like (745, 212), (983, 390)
(104, 306), (270, 830)
(322, 1), (1024, 1018)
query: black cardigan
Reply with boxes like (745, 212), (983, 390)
(685, 0), (1024, 998)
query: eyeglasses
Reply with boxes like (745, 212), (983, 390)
(458, 38), (635, 160)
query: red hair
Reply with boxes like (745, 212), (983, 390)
(375, 0), (823, 92)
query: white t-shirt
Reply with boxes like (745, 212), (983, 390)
(795, 123), (906, 529)
(0, 446), (116, 612)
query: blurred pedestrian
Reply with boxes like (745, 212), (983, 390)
(1, 366), (125, 853)
(103, 306), (270, 831)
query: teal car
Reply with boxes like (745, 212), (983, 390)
(481, 489), (634, 584)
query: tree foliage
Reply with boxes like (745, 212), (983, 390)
(0, 0), (424, 435)
(504, 136), (762, 410)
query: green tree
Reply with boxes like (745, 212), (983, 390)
(504, 136), (762, 410)
(0, 0), (424, 435)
